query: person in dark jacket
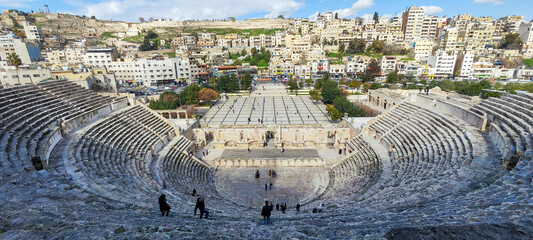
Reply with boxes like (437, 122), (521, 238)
(255, 170), (260, 179)
(276, 203), (280, 211)
(296, 203), (301, 212)
(192, 188), (197, 196)
(158, 194), (171, 216)
(195, 197), (209, 219)
(261, 201), (272, 224)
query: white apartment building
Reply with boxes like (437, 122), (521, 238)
(294, 64), (311, 78)
(105, 58), (191, 87)
(402, 6), (425, 41)
(0, 67), (51, 86)
(346, 58), (368, 75)
(381, 57), (397, 75)
(459, 53), (475, 77)
(269, 62), (294, 76)
(83, 48), (116, 68)
(22, 21), (44, 41)
(0, 34), (42, 64)
(310, 60), (329, 76)
(329, 64), (346, 78)
(427, 51), (457, 78)
(518, 22), (533, 45)
(412, 39), (434, 61)
(47, 48), (84, 65)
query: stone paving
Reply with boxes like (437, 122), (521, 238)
(214, 167), (329, 209)
(203, 96), (330, 125)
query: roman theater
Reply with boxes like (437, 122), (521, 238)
(1, 80), (532, 239)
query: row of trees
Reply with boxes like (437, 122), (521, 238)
(149, 85), (219, 110)
(313, 74), (365, 120)
(214, 72), (252, 92)
(149, 71), (254, 110)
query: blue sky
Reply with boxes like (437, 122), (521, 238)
(1, 0), (531, 22)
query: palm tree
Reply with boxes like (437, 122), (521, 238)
(7, 53), (22, 85)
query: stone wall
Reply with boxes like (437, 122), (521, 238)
(413, 94), (487, 131)
(194, 125), (353, 149)
(214, 158), (326, 167)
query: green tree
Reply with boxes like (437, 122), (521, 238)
(215, 75), (230, 92)
(338, 43), (345, 53)
(7, 53), (22, 84)
(369, 82), (383, 90)
(241, 72), (252, 90)
(310, 90), (321, 101)
(305, 78), (313, 88)
(386, 71), (399, 84)
(287, 78), (299, 92)
(348, 79), (362, 88)
(347, 39), (366, 54)
(335, 12), (339, 19)
(241, 49), (247, 56)
(363, 59), (381, 81)
(367, 40), (384, 53)
(326, 104), (342, 121)
(373, 12), (379, 22)
(7, 53), (22, 68)
(321, 80), (343, 104)
(499, 33), (522, 50)
(333, 96), (365, 117)
(479, 79), (492, 89)
(179, 84), (200, 105)
(229, 74), (239, 92)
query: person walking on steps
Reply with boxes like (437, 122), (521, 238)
(158, 194), (171, 217)
(265, 183), (268, 191)
(261, 201), (272, 224)
(195, 197), (209, 219)
(296, 203), (301, 212)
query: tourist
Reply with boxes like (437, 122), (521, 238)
(196, 197), (209, 219)
(425, 86), (429, 95)
(162, 180), (166, 190)
(192, 188), (196, 196)
(276, 203), (280, 211)
(296, 203), (301, 212)
(272, 171), (277, 178)
(265, 183), (268, 191)
(255, 170), (260, 179)
(419, 86), (422, 93)
(194, 198), (200, 215)
(269, 170), (272, 176)
(270, 202), (274, 211)
(269, 182), (272, 190)
(317, 203), (324, 213)
(158, 194), (171, 217)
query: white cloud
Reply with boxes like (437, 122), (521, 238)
(360, 13), (373, 20)
(308, 11), (320, 21)
(381, 14), (392, 19)
(82, 0), (304, 21)
(333, 0), (374, 19)
(420, 5), (444, 16)
(0, 0), (35, 8)
(474, 0), (502, 5)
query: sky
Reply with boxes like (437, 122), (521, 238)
(1, 0), (532, 22)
